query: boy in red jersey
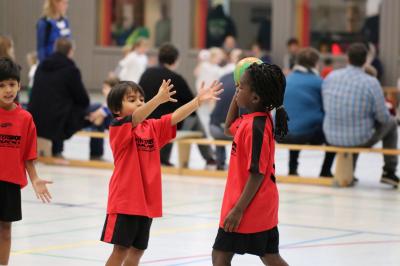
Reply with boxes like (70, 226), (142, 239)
(101, 79), (222, 266)
(212, 61), (289, 266)
(0, 57), (52, 266)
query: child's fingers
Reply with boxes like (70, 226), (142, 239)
(200, 81), (205, 90)
(169, 97), (178, 103)
(44, 193), (51, 203)
(214, 88), (224, 95)
(169, 90), (177, 96)
(166, 79), (171, 86)
(167, 84), (174, 91)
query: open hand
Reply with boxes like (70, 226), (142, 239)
(32, 178), (53, 203)
(156, 79), (177, 104)
(197, 80), (224, 105)
(86, 108), (105, 126)
(223, 207), (243, 232)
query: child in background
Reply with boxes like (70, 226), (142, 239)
(0, 57), (52, 266)
(26, 51), (38, 99)
(212, 60), (289, 266)
(0, 35), (15, 60)
(321, 57), (333, 79)
(194, 47), (224, 93)
(364, 64), (396, 116)
(101, 79), (222, 266)
(86, 77), (119, 160)
(117, 37), (149, 83)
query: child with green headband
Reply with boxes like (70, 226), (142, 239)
(212, 58), (289, 266)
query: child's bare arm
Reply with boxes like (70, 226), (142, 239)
(171, 81), (223, 125)
(25, 160), (53, 203)
(132, 79), (176, 127)
(223, 172), (264, 232)
(224, 91), (239, 137)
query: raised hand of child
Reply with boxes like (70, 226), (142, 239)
(156, 79), (177, 104)
(32, 178), (53, 203)
(197, 80), (224, 105)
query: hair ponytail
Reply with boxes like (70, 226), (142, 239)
(248, 63), (289, 139)
(274, 105), (289, 139)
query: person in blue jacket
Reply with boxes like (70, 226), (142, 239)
(37, 0), (71, 62)
(278, 47), (335, 177)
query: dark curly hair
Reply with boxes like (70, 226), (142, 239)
(247, 63), (289, 138)
(107, 81), (145, 117)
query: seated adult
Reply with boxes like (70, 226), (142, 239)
(278, 47), (335, 177)
(139, 43), (216, 167)
(28, 38), (90, 157)
(209, 72), (234, 170)
(322, 43), (398, 187)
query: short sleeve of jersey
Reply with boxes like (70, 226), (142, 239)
(110, 116), (134, 149)
(245, 117), (270, 175)
(149, 114), (177, 147)
(229, 117), (242, 136)
(24, 117), (37, 161)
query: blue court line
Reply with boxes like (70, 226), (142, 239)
(22, 200), (105, 210)
(166, 258), (211, 266)
(280, 223), (400, 237)
(281, 232), (362, 248)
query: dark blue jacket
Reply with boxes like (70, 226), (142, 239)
(37, 16), (71, 62)
(210, 73), (236, 126)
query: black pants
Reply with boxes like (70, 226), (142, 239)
(52, 103), (111, 157)
(278, 127), (335, 176)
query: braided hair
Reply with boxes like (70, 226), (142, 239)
(247, 63), (289, 138)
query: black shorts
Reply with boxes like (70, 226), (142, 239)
(100, 214), (152, 250)
(213, 226), (280, 257)
(0, 181), (22, 222)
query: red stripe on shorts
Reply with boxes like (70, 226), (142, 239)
(104, 214), (117, 242)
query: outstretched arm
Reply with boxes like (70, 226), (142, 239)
(223, 172), (264, 232)
(26, 160), (53, 203)
(132, 79), (176, 127)
(171, 81), (223, 125)
(224, 91), (239, 136)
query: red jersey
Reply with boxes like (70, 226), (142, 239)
(219, 112), (278, 233)
(0, 105), (37, 187)
(107, 114), (176, 218)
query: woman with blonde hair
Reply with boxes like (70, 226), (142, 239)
(37, 0), (71, 62)
(0, 35), (15, 60)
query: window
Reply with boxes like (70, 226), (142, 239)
(191, 0), (272, 51)
(97, 0), (171, 47)
(295, 0), (382, 54)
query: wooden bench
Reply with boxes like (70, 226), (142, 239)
(37, 130), (203, 175)
(176, 138), (400, 187)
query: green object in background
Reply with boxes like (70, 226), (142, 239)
(234, 57), (263, 85)
(125, 27), (150, 47)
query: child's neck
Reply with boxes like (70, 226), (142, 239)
(0, 102), (16, 111)
(247, 106), (265, 113)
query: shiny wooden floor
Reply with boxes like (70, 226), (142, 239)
(8, 132), (400, 265)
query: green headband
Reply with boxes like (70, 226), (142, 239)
(233, 57), (263, 85)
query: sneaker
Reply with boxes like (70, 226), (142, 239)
(319, 171), (333, 178)
(381, 171), (399, 188)
(205, 159), (217, 170)
(288, 169), (298, 176)
(217, 164), (226, 171)
(161, 160), (175, 167)
(90, 155), (106, 161)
